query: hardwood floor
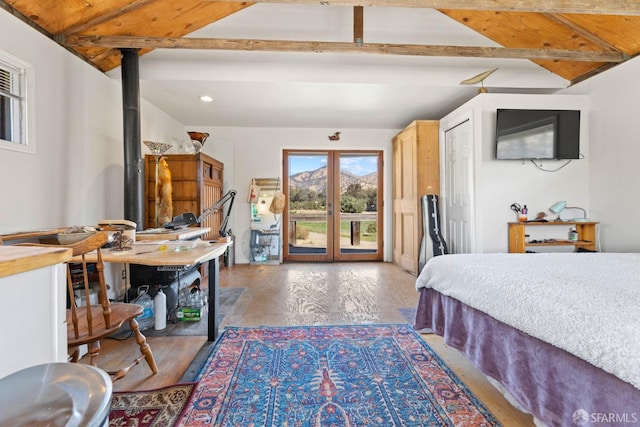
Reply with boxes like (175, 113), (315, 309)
(83, 261), (534, 426)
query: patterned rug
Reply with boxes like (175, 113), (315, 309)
(109, 383), (195, 427)
(179, 324), (502, 426)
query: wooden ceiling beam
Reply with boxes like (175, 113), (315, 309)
(61, 34), (627, 62)
(208, 0), (640, 16)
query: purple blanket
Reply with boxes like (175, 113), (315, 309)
(415, 288), (640, 427)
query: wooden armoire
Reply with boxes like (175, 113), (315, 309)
(144, 153), (224, 241)
(392, 120), (440, 275)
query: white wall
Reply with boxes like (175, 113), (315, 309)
(561, 56), (640, 252)
(196, 127), (398, 264)
(0, 10), (187, 234)
(440, 93), (589, 253)
(6, 3), (638, 254)
(0, 9), (401, 264)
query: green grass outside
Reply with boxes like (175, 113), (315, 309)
(296, 220), (377, 242)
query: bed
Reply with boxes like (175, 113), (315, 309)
(414, 252), (640, 427)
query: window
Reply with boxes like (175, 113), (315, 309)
(0, 50), (35, 153)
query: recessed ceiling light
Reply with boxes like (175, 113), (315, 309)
(200, 95), (213, 102)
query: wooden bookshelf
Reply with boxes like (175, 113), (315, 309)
(508, 221), (598, 253)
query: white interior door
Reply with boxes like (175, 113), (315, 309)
(443, 119), (475, 253)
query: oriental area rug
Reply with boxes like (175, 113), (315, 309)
(109, 383), (195, 427)
(178, 324), (502, 426)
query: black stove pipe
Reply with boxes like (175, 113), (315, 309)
(120, 48), (144, 231)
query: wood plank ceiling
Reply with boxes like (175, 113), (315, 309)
(1, 0), (639, 84)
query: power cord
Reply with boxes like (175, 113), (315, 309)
(529, 152), (585, 172)
(530, 158), (573, 172)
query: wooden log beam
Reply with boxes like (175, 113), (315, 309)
(206, 0), (640, 16)
(62, 34), (627, 62)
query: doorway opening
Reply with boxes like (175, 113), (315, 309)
(283, 150), (383, 262)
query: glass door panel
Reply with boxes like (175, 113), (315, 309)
(334, 152), (382, 261)
(284, 151), (333, 262)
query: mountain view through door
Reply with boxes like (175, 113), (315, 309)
(283, 150), (383, 262)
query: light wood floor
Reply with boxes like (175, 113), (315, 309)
(84, 262), (534, 426)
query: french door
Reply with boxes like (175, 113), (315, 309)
(283, 150), (383, 262)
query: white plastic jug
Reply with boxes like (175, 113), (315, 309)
(135, 286), (154, 331)
(154, 289), (167, 330)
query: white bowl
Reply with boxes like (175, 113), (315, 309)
(57, 231), (96, 245)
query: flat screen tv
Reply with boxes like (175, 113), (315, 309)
(495, 109), (581, 160)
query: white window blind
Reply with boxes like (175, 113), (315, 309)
(0, 50), (34, 153)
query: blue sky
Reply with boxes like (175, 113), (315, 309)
(289, 155), (378, 176)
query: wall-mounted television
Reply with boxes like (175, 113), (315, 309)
(495, 109), (581, 160)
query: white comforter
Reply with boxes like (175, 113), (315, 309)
(416, 253), (640, 390)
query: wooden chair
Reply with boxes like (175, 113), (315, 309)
(43, 232), (157, 381)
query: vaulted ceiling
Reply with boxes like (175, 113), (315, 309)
(2, 0), (639, 128)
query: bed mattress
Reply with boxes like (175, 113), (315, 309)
(415, 252), (640, 390)
(416, 288), (640, 427)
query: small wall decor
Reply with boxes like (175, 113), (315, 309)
(143, 140), (173, 227)
(328, 132), (341, 141)
(248, 179), (260, 204)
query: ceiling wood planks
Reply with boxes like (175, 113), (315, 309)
(440, 9), (637, 81)
(543, 13), (621, 53)
(2, 0), (639, 83)
(61, 0), (160, 35)
(564, 14), (640, 53)
(2, 0), (253, 71)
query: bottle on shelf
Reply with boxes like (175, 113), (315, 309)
(568, 228), (578, 242)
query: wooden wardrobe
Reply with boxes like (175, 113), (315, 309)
(392, 120), (440, 275)
(144, 153), (224, 241)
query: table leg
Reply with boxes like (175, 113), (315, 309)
(207, 256), (220, 341)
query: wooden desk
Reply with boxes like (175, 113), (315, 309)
(1, 226), (211, 243)
(0, 228), (67, 244)
(135, 227), (211, 242)
(0, 246), (71, 278)
(80, 241), (229, 341)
